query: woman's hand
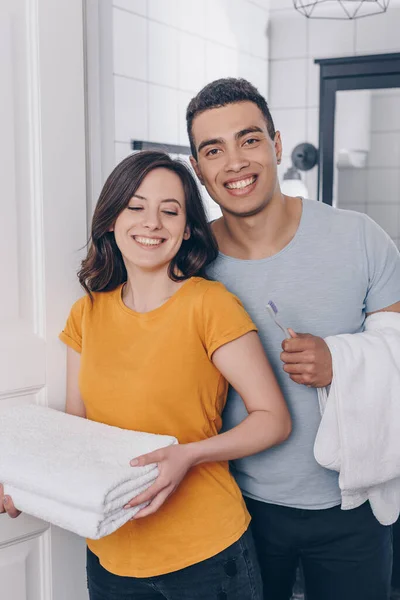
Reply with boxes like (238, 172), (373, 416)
(0, 484), (21, 518)
(124, 444), (196, 519)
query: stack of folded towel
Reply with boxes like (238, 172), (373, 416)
(0, 404), (178, 539)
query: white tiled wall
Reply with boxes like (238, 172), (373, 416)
(110, 0), (270, 219)
(268, 2), (400, 209)
(112, 0), (270, 161)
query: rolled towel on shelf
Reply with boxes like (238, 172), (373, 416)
(0, 404), (178, 539)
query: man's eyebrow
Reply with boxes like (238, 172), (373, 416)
(197, 137), (224, 154)
(197, 126), (265, 154)
(235, 126), (264, 139)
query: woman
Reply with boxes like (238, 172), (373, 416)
(1, 151), (291, 600)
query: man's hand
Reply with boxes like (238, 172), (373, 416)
(280, 329), (332, 388)
(0, 484), (21, 518)
(124, 444), (195, 519)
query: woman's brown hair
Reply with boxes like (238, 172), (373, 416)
(78, 151), (218, 296)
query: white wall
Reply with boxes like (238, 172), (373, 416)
(111, 0), (270, 164)
(268, 0), (400, 206)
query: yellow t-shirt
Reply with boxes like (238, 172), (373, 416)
(59, 277), (257, 577)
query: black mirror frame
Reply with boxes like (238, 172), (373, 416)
(316, 52), (400, 205)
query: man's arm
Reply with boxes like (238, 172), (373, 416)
(280, 301), (400, 388)
(367, 300), (400, 317)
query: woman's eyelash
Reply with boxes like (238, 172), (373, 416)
(127, 206), (178, 216)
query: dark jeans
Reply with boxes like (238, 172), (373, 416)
(246, 497), (393, 600)
(86, 528), (263, 600)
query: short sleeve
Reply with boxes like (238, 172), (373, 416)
(200, 282), (258, 359)
(363, 215), (400, 313)
(59, 296), (87, 353)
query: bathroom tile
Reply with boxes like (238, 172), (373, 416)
(177, 0), (206, 36)
(227, 0), (252, 55)
(177, 90), (194, 147)
(367, 168), (400, 205)
(339, 202), (367, 214)
(269, 0), (294, 10)
(238, 54), (268, 99)
(148, 84), (179, 144)
(178, 31), (206, 92)
(337, 168), (368, 205)
(113, 9), (147, 80)
(114, 76), (148, 142)
(113, 0), (147, 17)
(307, 58), (320, 108)
(308, 16), (355, 58)
(205, 41), (239, 82)
(148, 0), (179, 27)
(205, 0), (237, 48)
(272, 108), (307, 158)
(269, 10), (307, 60)
(269, 58), (307, 109)
(371, 90), (400, 132)
(148, 21), (178, 87)
(366, 202), (400, 240)
(356, 6), (400, 54)
(247, 2), (269, 59)
(115, 142), (133, 165)
(307, 107), (319, 149)
(368, 132), (400, 168)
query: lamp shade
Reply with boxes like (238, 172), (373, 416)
(293, 0), (390, 19)
(281, 178), (309, 198)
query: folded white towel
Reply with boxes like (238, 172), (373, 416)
(315, 312), (400, 525)
(0, 405), (178, 538)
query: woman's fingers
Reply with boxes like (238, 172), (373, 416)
(130, 449), (163, 467)
(124, 479), (167, 509)
(0, 484), (5, 514)
(3, 496), (21, 518)
(0, 485), (21, 518)
(132, 486), (173, 520)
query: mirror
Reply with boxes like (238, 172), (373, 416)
(317, 52), (400, 249)
(334, 87), (400, 249)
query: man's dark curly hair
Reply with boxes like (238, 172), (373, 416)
(186, 78), (276, 159)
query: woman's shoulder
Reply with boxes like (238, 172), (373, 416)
(191, 277), (232, 296)
(190, 277), (245, 311)
(68, 286), (121, 317)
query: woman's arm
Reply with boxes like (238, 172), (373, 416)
(65, 347), (86, 417)
(189, 330), (291, 465)
(126, 331), (291, 518)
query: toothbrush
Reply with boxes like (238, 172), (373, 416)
(266, 300), (290, 339)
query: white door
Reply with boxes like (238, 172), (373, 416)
(0, 0), (88, 598)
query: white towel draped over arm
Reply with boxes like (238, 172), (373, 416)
(314, 312), (400, 526)
(0, 405), (177, 539)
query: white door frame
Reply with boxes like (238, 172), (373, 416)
(0, 0), (89, 598)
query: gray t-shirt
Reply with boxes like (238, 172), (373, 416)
(207, 199), (400, 509)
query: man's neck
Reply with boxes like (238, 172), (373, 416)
(212, 194), (303, 260)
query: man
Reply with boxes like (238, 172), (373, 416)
(186, 78), (400, 600)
